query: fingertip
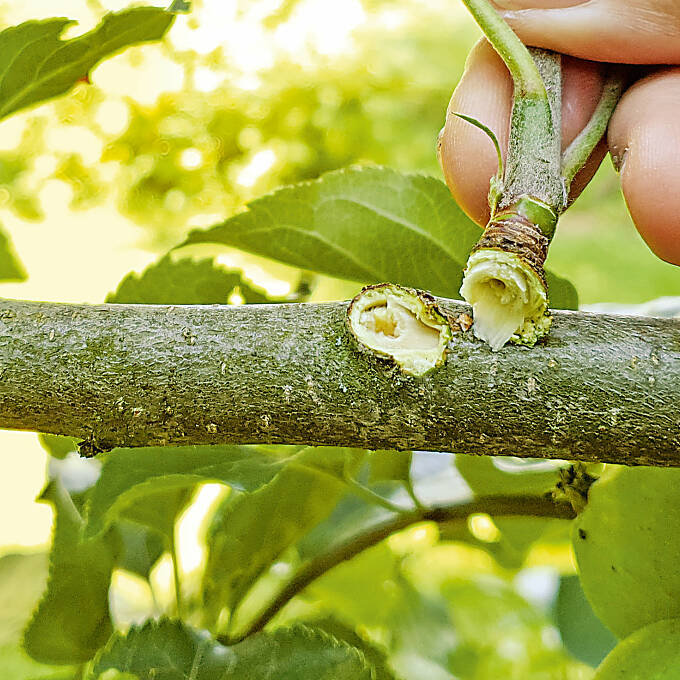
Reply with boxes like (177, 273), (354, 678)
(439, 40), (513, 225)
(608, 68), (680, 265)
(561, 56), (605, 148)
(498, 3), (680, 64)
(560, 57), (608, 202)
(439, 47), (607, 217)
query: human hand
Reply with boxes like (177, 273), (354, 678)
(438, 0), (680, 264)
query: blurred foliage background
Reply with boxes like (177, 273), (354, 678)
(0, 0), (677, 678)
(0, 0), (678, 305)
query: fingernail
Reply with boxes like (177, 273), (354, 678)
(611, 147), (629, 174)
(436, 127), (445, 163)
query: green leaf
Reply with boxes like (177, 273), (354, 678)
(369, 450), (412, 485)
(454, 455), (563, 567)
(38, 434), (79, 460)
(111, 521), (165, 580)
(0, 553), (49, 646)
(89, 619), (373, 680)
(202, 449), (356, 621)
(455, 454), (560, 497)
(296, 483), (400, 562)
(554, 574), (616, 668)
(181, 165), (575, 303)
(591, 618), (680, 680)
(168, 0), (192, 12)
(443, 577), (581, 678)
(545, 269), (578, 310)
(0, 225), (26, 281)
(298, 446), (367, 480)
(84, 445), (298, 540)
(181, 166), (481, 298)
(23, 481), (115, 665)
(0, 643), (77, 680)
(298, 456), (450, 562)
(388, 579), (459, 680)
(119, 487), (193, 542)
(222, 626), (374, 680)
(89, 619), (225, 680)
(107, 256), (270, 305)
(310, 617), (397, 680)
(308, 544), (457, 680)
(0, 8), (175, 121)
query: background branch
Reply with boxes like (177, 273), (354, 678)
(226, 495), (575, 643)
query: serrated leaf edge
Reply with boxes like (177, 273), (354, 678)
(89, 619), (376, 679)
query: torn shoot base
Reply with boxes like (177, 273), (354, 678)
(460, 249), (550, 351)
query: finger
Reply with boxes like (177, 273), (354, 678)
(439, 41), (605, 225)
(438, 40), (513, 225)
(493, 0), (680, 64)
(561, 56), (610, 201)
(608, 67), (680, 265)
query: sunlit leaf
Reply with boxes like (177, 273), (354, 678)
(202, 448), (363, 622)
(590, 618), (680, 680)
(454, 455), (564, 568)
(0, 643), (77, 680)
(109, 486), (192, 584)
(38, 434), (79, 460)
(84, 445), (299, 540)
(262, 0), (299, 29)
(554, 574), (616, 668)
(108, 256), (270, 305)
(0, 553), (48, 647)
(53, 154), (104, 211)
(0, 225), (26, 282)
(23, 481), (114, 664)
(182, 166), (481, 298)
(89, 619), (373, 680)
(0, 8), (175, 121)
(111, 520), (165, 579)
(119, 487), (193, 543)
(455, 455), (560, 498)
(369, 450), (412, 485)
(545, 269), (579, 310)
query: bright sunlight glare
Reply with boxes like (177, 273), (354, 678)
(177, 484), (227, 573)
(171, 0), (365, 70)
(236, 149), (277, 187)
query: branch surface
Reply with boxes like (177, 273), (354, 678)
(0, 297), (678, 466)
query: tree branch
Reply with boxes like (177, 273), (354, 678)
(0, 297), (678, 465)
(225, 495), (575, 643)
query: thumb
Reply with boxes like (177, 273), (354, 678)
(492, 0), (680, 64)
